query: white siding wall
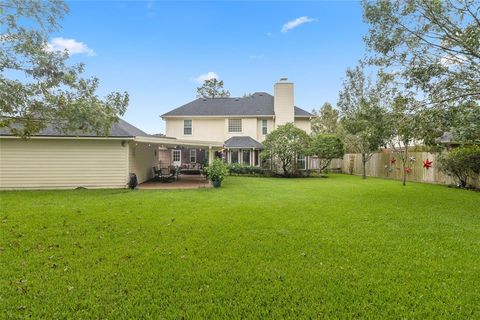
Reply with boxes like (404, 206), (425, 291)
(0, 138), (128, 189)
(128, 142), (158, 184)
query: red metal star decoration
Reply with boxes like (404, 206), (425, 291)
(405, 167), (412, 174)
(423, 159), (433, 169)
(390, 157), (396, 164)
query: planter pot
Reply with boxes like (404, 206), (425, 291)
(212, 180), (221, 188)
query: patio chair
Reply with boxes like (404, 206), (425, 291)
(152, 167), (161, 181)
(160, 167), (175, 183)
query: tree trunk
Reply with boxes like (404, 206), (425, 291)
(361, 153), (367, 179)
(402, 147), (408, 186)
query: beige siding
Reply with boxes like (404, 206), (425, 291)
(294, 119), (311, 135)
(274, 82), (295, 126)
(256, 118), (275, 142)
(0, 138), (128, 189)
(165, 118), (225, 141)
(128, 142), (158, 184)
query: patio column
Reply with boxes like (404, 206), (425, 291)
(208, 146), (214, 165)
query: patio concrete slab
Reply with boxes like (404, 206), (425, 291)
(137, 175), (212, 190)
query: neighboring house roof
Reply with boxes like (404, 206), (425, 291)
(161, 92), (312, 118)
(0, 119), (150, 138)
(224, 136), (264, 149)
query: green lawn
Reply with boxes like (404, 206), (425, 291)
(1, 175), (479, 319)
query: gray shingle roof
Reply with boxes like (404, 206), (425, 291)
(0, 119), (150, 138)
(162, 92), (312, 117)
(224, 136), (264, 149)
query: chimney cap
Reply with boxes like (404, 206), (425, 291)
(279, 77), (288, 82)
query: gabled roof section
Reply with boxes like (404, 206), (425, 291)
(162, 92), (312, 118)
(224, 136), (264, 149)
(0, 119), (150, 138)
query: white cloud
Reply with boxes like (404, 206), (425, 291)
(46, 37), (96, 56)
(281, 16), (315, 33)
(194, 71), (218, 83)
(249, 54), (265, 59)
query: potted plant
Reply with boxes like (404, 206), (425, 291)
(204, 158), (228, 188)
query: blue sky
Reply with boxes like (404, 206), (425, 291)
(56, 1), (368, 134)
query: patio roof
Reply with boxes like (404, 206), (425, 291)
(134, 136), (223, 148)
(224, 136), (264, 149)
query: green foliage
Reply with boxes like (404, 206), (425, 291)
(1, 175), (480, 318)
(309, 134), (344, 172)
(260, 123), (311, 177)
(204, 158), (228, 182)
(311, 102), (339, 134)
(0, 0), (129, 137)
(448, 103), (480, 144)
(228, 163), (265, 176)
(362, 0), (480, 108)
(196, 78), (230, 98)
(337, 65), (389, 178)
(438, 145), (480, 188)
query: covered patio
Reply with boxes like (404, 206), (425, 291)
(130, 136), (223, 186)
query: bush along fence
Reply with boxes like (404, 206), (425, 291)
(340, 151), (479, 188)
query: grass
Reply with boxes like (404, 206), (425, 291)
(1, 174), (479, 319)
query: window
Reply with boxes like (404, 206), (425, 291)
(190, 149), (196, 163)
(230, 150), (239, 163)
(184, 120), (192, 135)
(172, 150), (181, 162)
(262, 120), (268, 135)
(228, 119), (242, 133)
(297, 154), (306, 170)
(242, 150), (250, 165)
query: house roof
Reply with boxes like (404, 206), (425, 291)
(161, 92), (312, 118)
(0, 119), (150, 138)
(224, 136), (264, 149)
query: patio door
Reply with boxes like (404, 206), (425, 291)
(172, 150), (181, 167)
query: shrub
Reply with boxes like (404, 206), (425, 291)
(438, 145), (480, 188)
(228, 163), (265, 176)
(204, 159), (228, 182)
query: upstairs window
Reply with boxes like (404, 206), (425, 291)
(228, 119), (242, 133)
(262, 120), (268, 135)
(184, 120), (192, 135)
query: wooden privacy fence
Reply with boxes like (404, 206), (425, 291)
(326, 151), (479, 187)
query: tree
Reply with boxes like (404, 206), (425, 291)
(308, 134), (344, 173)
(438, 145), (480, 188)
(362, 0), (480, 108)
(0, 0), (129, 137)
(311, 102), (339, 134)
(448, 102), (480, 144)
(260, 123), (311, 177)
(337, 65), (389, 179)
(196, 78), (230, 98)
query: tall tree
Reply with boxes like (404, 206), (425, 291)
(311, 102), (339, 134)
(196, 78), (230, 98)
(337, 65), (389, 179)
(260, 123), (311, 177)
(362, 0), (480, 108)
(0, 0), (129, 137)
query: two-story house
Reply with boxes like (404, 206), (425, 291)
(160, 78), (312, 168)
